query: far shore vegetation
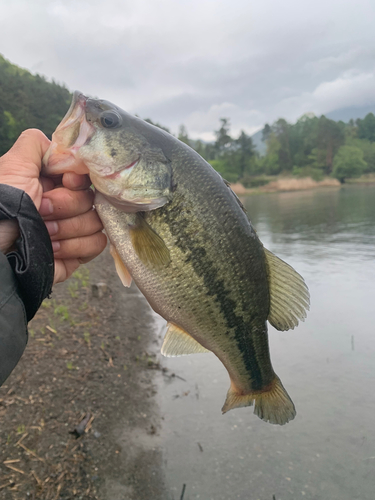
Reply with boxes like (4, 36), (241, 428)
(176, 114), (375, 188)
(1, 53), (375, 192)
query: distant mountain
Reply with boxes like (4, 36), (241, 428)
(251, 129), (266, 156)
(325, 105), (375, 123)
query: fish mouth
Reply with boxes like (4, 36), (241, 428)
(43, 91), (94, 176)
(96, 190), (169, 213)
(58, 91), (87, 134)
(104, 158), (140, 180)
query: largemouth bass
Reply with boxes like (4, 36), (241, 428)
(44, 92), (309, 425)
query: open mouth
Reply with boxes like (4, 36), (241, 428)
(43, 92), (95, 175)
(56, 92), (87, 136)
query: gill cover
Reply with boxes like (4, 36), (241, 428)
(43, 92), (174, 212)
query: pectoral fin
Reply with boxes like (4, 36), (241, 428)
(264, 248), (310, 331)
(130, 214), (171, 269)
(109, 244), (132, 287)
(161, 323), (210, 357)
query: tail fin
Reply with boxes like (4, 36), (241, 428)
(221, 376), (296, 425)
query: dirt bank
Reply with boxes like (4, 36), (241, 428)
(0, 247), (167, 500)
(230, 176), (340, 195)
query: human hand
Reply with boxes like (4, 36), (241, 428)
(0, 129), (107, 284)
(41, 175), (107, 284)
(0, 129), (50, 209)
(0, 129), (50, 254)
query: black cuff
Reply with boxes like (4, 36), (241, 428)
(0, 184), (54, 321)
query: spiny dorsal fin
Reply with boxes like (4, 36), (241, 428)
(130, 214), (170, 269)
(223, 178), (247, 214)
(109, 244), (132, 287)
(264, 248), (310, 331)
(161, 322), (210, 357)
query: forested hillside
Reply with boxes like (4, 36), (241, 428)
(0, 54), (71, 155)
(1, 54), (375, 185)
(178, 113), (375, 184)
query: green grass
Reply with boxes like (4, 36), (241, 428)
(54, 305), (71, 322)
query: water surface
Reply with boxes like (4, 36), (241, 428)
(156, 185), (375, 500)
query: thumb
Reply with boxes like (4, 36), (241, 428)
(2, 129), (51, 172)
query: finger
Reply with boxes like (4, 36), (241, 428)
(52, 231), (107, 261)
(40, 187), (94, 220)
(54, 258), (80, 284)
(40, 176), (55, 193)
(3, 129), (51, 171)
(54, 255), (102, 285)
(62, 172), (92, 191)
(45, 210), (103, 241)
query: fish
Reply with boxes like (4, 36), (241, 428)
(43, 92), (310, 425)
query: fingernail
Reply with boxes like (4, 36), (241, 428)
(40, 198), (53, 216)
(45, 221), (58, 236)
(52, 241), (60, 252)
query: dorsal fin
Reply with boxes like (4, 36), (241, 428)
(264, 248), (310, 331)
(161, 323), (210, 357)
(223, 178), (247, 214)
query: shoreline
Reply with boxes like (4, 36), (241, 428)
(0, 248), (166, 500)
(230, 174), (375, 195)
(230, 176), (341, 195)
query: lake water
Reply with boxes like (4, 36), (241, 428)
(156, 185), (375, 500)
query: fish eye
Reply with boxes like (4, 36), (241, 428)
(100, 111), (121, 128)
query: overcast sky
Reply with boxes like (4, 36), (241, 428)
(1, 0), (375, 140)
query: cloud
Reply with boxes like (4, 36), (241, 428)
(275, 70), (375, 122)
(1, 0), (375, 138)
(313, 71), (375, 111)
(185, 103), (264, 140)
(305, 48), (375, 76)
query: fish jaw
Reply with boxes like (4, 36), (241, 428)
(43, 92), (173, 211)
(43, 91), (93, 176)
(95, 192), (171, 213)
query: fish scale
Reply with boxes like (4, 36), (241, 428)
(96, 152), (274, 400)
(43, 91), (310, 425)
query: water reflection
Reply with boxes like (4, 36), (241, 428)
(245, 186), (375, 256)
(157, 185), (375, 500)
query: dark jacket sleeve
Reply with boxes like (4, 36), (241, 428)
(0, 184), (54, 386)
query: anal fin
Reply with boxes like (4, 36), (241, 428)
(109, 244), (132, 287)
(161, 323), (210, 357)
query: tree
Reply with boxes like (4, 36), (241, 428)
(234, 130), (255, 178)
(346, 137), (375, 173)
(178, 124), (190, 145)
(357, 113), (375, 142)
(289, 114), (319, 168)
(263, 132), (282, 175)
(214, 118), (233, 156)
(316, 116), (345, 174)
(332, 145), (367, 183)
(262, 123), (271, 142)
(0, 54), (71, 155)
(209, 158), (238, 183)
(272, 118), (292, 171)
(144, 118), (170, 133)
